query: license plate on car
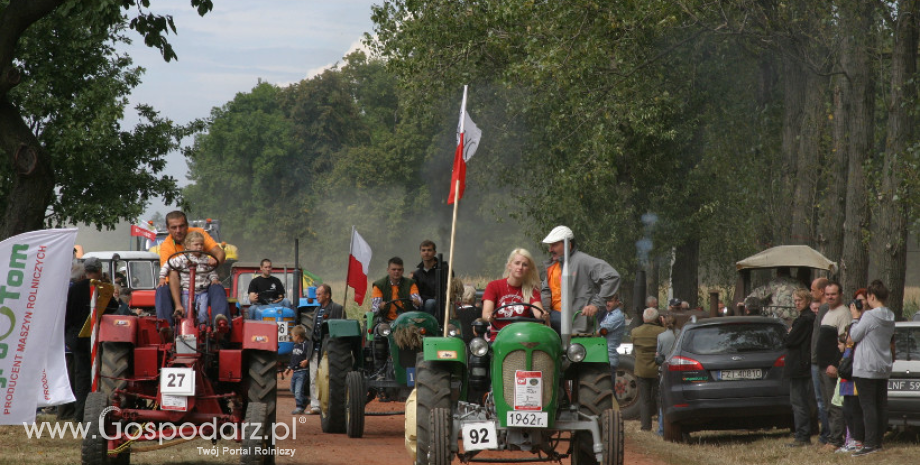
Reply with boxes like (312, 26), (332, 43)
(888, 379), (920, 391)
(506, 411), (548, 428)
(718, 369), (762, 381)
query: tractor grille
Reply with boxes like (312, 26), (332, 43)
(502, 350), (554, 407)
(398, 348), (419, 368)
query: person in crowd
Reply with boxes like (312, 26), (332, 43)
(306, 284), (344, 414)
(247, 258), (293, 318)
(837, 295), (865, 455)
(745, 266), (805, 323)
(371, 257), (422, 321)
(482, 249), (545, 341)
(540, 226), (620, 334)
(849, 280), (896, 457)
(410, 240), (453, 319)
(155, 210), (228, 325)
(285, 325), (310, 415)
(632, 307), (666, 432)
(809, 277), (831, 445)
(646, 295), (659, 309)
(599, 294), (626, 386)
(784, 288), (816, 447)
(64, 257), (119, 422)
(655, 312), (678, 436)
(815, 281), (851, 451)
(161, 231), (224, 325)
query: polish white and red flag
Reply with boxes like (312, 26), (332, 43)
(346, 229), (372, 305)
(447, 86), (482, 205)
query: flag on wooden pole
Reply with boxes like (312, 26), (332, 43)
(447, 89), (482, 205)
(346, 228), (372, 305)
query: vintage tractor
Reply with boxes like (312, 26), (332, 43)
(316, 298), (463, 438)
(407, 239), (624, 465)
(81, 251), (279, 465)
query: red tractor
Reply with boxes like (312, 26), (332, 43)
(81, 251), (279, 465)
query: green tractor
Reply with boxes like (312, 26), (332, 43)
(407, 240), (624, 465)
(316, 298), (462, 438)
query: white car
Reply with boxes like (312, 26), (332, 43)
(889, 321), (920, 428)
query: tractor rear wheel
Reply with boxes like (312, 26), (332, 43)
(81, 392), (130, 465)
(430, 407), (454, 465)
(345, 371), (366, 438)
(319, 337), (352, 433)
(415, 354), (451, 465)
(572, 365), (614, 465)
(245, 350), (277, 464)
(100, 342), (131, 399)
(614, 356), (639, 420)
(600, 409), (624, 465)
(240, 401), (271, 465)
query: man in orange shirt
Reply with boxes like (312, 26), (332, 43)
(371, 257), (422, 321)
(155, 210), (229, 325)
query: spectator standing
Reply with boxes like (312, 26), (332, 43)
(815, 281), (852, 451)
(284, 325), (309, 414)
(632, 307), (666, 431)
(849, 280), (896, 457)
(540, 226), (620, 334)
(784, 288), (815, 447)
(306, 284), (344, 414)
(598, 294), (626, 386)
(810, 277), (830, 445)
(655, 313), (678, 436)
(63, 257), (118, 422)
(646, 296), (659, 309)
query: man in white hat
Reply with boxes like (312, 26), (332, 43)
(541, 225), (621, 333)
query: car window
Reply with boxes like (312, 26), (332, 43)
(893, 327), (920, 361)
(681, 323), (785, 354)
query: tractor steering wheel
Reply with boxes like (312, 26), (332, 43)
(254, 289), (282, 305)
(166, 250), (219, 273)
(378, 297), (419, 317)
(491, 302), (546, 324)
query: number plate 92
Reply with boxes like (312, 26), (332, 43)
(506, 411), (548, 428)
(461, 421), (497, 451)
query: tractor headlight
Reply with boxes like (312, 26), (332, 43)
(376, 323), (392, 337)
(566, 343), (587, 362)
(469, 337), (489, 357)
(447, 324), (461, 338)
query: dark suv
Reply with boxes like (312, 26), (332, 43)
(660, 316), (792, 442)
(889, 321), (920, 428)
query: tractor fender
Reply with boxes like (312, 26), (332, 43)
(325, 318), (362, 338)
(98, 314), (137, 344)
(422, 336), (468, 365)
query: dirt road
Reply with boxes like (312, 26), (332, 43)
(273, 377), (663, 465)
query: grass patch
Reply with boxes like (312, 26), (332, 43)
(625, 420), (920, 465)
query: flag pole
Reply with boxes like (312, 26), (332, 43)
(344, 225), (354, 307)
(444, 86), (468, 336)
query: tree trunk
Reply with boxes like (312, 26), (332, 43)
(839, 1), (876, 294)
(790, 71), (827, 246)
(778, 55), (807, 244)
(671, 239), (700, 308)
(0, 98), (54, 239)
(871, 0), (918, 319)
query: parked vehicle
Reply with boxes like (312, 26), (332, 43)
(660, 316), (792, 443)
(889, 321), (920, 428)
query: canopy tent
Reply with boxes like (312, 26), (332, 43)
(735, 245), (837, 274)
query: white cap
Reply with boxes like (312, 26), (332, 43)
(542, 225), (574, 244)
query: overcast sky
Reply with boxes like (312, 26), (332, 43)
(121, 0), (378, 219)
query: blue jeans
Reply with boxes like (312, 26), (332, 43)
(549, 310), (561, 333)
(156, 283), (229, 325)
(290, 370), (308, 409)
(811, 364), (830, 443)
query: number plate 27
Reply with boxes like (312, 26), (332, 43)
(461, 421), (497, 451)
(160, 367), (195, 396)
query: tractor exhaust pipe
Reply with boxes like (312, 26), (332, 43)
(561, 237), (571, 349)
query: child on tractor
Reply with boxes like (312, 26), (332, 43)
(160, 231), (223, 325)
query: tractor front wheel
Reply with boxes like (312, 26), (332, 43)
(318, 337), (352, 433)
(415, 354), (451, 465)
(600, 409), (624, 465)
(345, 371), (366, 438)
(241, 401), (271, 465)
(572, 365), (615, 465)
(430, 407), (454, 465)
(81, 392), (129, 465)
